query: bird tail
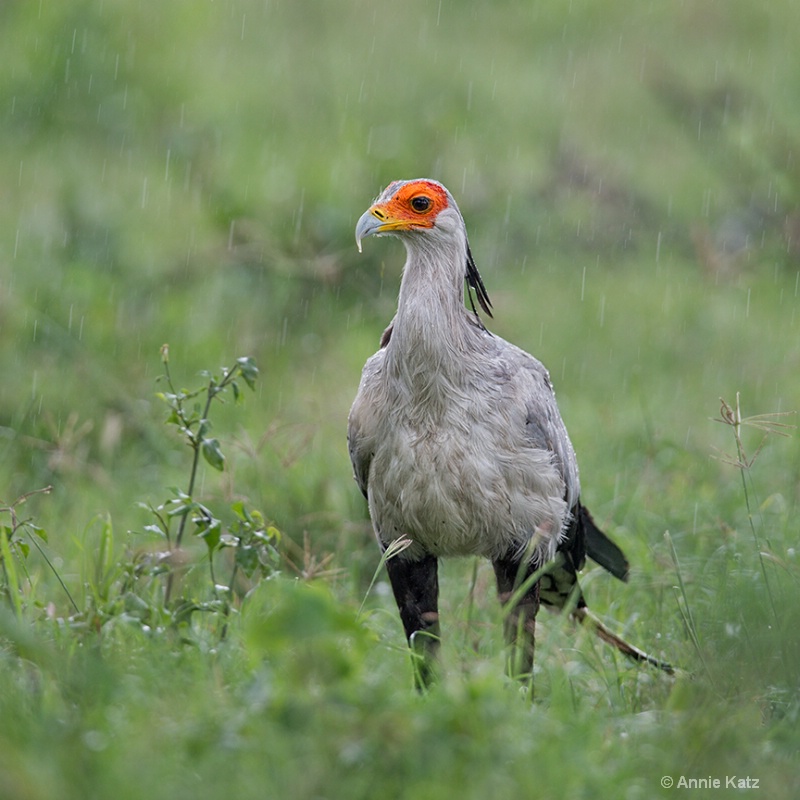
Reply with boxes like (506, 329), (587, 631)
(579, 505), (630, 581)
(573, 606), (676, 675)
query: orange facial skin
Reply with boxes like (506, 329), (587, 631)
(367, 179), (450, 232)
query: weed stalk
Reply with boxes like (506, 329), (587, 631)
(713, 394), (794, 629)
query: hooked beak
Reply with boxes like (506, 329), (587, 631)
(355, 209), (384, 253)
(355, 206), (410, 252)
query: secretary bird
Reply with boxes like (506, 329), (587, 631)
(349, 178), (672, 689)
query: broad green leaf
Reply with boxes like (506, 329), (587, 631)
(28, 524), (48, 543)
(197, 517), (221, 552)
(167, 501), (198, 517)
(202, 438), (226, 471)
(230, 500), (247, 521)
(235, 544), (259, 576)
(237, 356), (259, 389)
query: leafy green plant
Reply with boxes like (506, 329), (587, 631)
(144, 346), (280, 617)
(0, 486), (79, 618)
(65, 348), (280, 637)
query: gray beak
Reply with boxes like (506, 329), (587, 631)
(355, 209), (386, 253)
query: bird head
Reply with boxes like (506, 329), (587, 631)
(355, 178), (493, 318)
(355, 179), (467, 252)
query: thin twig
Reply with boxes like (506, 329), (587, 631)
(713, 393), (792, 671)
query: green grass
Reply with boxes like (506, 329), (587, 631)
(1, 0), (799, 797)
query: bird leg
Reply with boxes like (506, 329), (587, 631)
(492, 556), (541, 683)
(385, 553), (440, 690)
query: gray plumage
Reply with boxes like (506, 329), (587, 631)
(350, 181), (576, 563)
(349, 178), (671, 686)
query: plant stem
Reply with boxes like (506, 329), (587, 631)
(665, 531), (710, 679)
(164, 363), (239, 606)
(730, 403), (780, 632)
(24, 526), (80, 614)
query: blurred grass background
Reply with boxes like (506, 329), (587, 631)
(1, 0), (798, 797)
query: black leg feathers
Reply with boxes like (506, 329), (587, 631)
(385, 554), (440, 690)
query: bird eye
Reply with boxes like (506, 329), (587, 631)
(411, 195), (431, 213)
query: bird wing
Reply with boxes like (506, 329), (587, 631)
(347, 347), (386, 499)
(507, 342), (580, 509)
(501, 339), (629, 595)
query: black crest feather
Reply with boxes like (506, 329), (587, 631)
(465, 243), (493, 326)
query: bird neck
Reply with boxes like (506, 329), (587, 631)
(387, 236), (471, 389)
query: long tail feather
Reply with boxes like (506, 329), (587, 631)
(574, 607), (677, 675)
(579, 505), (629, 581)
